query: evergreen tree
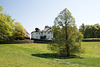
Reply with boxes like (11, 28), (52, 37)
(79, 23), (85, 37)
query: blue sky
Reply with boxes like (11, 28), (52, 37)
(0, 0), (100, 33)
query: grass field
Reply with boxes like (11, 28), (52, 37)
(0, 42), (100, 67)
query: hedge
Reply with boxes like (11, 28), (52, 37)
(0, 40), (34, 44)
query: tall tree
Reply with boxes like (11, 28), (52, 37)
(49, 8), (83, 57)
(0, 8), (14, 41)
(79, 23), (85, 36)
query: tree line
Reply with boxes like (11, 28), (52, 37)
(0, 6), (27, 41)
(79, 23), (100, 38)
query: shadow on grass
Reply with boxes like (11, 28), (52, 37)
(31, 53), (84, 59)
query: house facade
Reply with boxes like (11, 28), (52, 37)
(31, 26), (53, 39)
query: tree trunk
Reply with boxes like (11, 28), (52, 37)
(66, 45), (70, 57)
(65, 25), (70, 57)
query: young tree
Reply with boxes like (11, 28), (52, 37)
(48, 8), (83, 57)
(13, 22), (26, 40)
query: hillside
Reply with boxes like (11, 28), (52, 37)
(0, 42), (100, 67)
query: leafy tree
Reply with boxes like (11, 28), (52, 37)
(0, 6), (27, 41)
(84, 25), (92, 38)
(83, 24), (100, 38)
(0, 10), (14, 41)
(0, 6), (3, 11)
(13, 22), (26, 40)
(96, 24), (100, 38)
(92, 25), (98, 38)
(49, 8), (83, 57)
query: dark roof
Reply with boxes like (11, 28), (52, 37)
(43, 28), (49, 32)
(31, 26), (51, 33)
(43, 26), (51, 32)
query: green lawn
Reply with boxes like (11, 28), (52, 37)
(0, 42), (100, 67)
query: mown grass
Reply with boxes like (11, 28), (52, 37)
(0, 42), (100, 67)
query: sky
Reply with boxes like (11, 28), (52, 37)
(0, 0), (100, 34)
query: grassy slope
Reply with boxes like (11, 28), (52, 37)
(0, 42), (100, 67)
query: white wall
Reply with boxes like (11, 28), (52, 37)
(31, 31), (53, 39)
(45, 32), (53, 39)
(31, 32), (40, 39)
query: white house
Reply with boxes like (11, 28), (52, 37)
(31, 26), (53, 40)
